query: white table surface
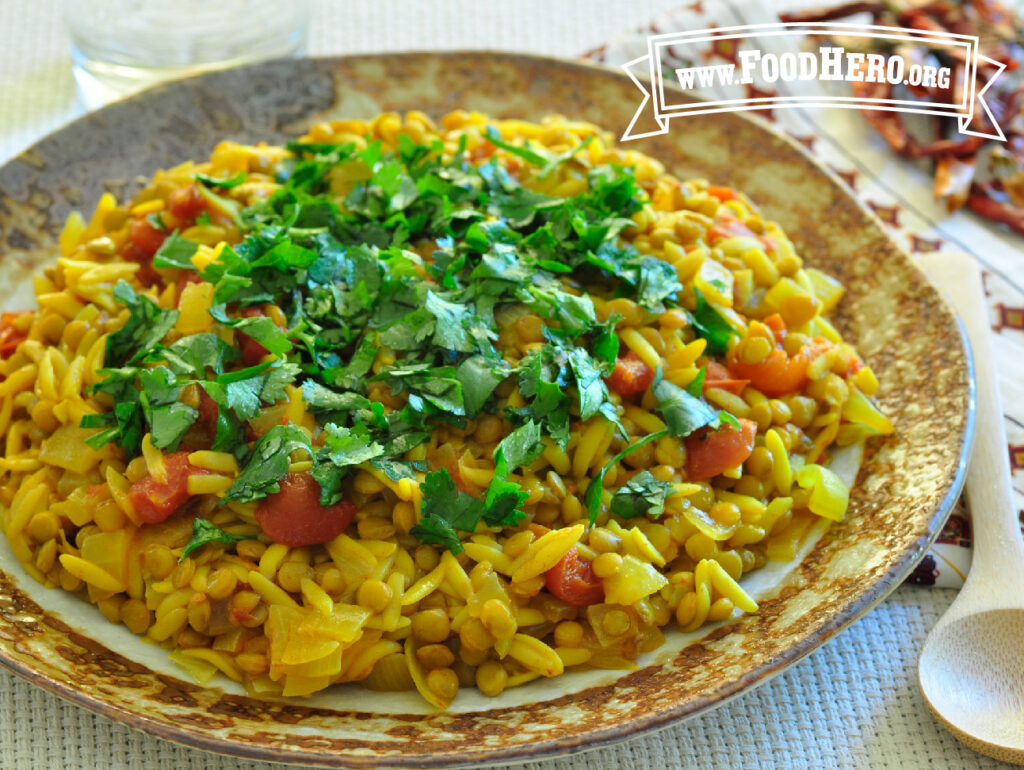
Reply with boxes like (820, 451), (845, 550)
(0, 1), (1012, 768)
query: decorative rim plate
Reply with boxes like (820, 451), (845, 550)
(0, 52), (973, 768)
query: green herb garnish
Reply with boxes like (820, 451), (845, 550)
(180, 518), (247, 562)
(83, 125), (717, 552)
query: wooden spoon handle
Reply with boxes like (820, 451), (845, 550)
(920, 253), (1024, 586)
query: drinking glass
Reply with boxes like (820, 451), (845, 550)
(63, 0), (311, 109)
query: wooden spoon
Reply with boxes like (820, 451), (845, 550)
(917, 252), (1024, 764)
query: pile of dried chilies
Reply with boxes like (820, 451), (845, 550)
(782, 0), (1024, 234)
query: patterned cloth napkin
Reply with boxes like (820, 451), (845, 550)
(585, 0), (1024, 589)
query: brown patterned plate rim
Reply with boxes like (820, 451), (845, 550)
(0, 51), (975, 768)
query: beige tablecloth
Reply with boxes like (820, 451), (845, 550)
(0, 1), (1018, 768)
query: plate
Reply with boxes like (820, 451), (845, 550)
(0, 52), (972, 767)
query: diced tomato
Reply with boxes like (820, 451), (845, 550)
(166, 184), (207, 220)
(237, 305), (270, 367)
(706, 185), (737, 202)
(120, 242), (162, 287)
(685, 418), (757, 481)
(702, 360), (749, 396)
(607, 350), (654, 399)
(728, 338), (834, 397)
(545, 546), (605, 607)
(0, 311), (29, 359)
(707, 215), (756, 244)
(726, 314), (834, 397)
(197, 388), (219, 441)
(128, 452), (208, 524)
(729, 347), (809, 398)
(128, 217), (167, 256)
(255, 473), (356, 547)
(759, 235), (776, 254)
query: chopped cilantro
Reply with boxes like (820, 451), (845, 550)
(610, 470), (671, 519)
(84, 124), (721, 542)
(493, 420), (544, 477)
(104, 281), (179, 367)
(223, 423), (312, 503)
(652, 376), (719, 438)
(152, 231), (200, 270)
(409, 469), (486, 553)
(692, 287), (736, 355)
(483, 126), (594, 179)
(195, 171), (247, 189)
(584, 430), (667, 525)
(180, 518), (246, 562)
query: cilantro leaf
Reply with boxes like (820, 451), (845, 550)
(686, 365), (706, 398)
(137, 367), (198, 450)
(636, 256), (682, 308)
(692, 287), (736, 356)
(584, 429), (668, 525)
(493, 419), (544, 477)
(148, 402), (198, 450)
(105, 281), (179, 366)
(410, 469), (486, 553)
(456, 355), (508, 419)
(652, 375), (719, 438)
(371, 458), (426, 482)
(591, 316), (621, 366)
(481, 476), (529, 527)
(300, 381), (371, 414)
(165, 333), (239, 377)
(209, 306), (293, 356)
(516, 347), (571, 447)
(179, 518), (246, 562)
(407, 514), (463, 553)
(483, 126), (594, 179)
(223, 423), (312, 503)
(383, 365), (465, 416)
(717, 410), (741, 430)
(152, 230), (200, 270)
(259, 362), (300, 403)
(610, 470), (671, 519)
(310, 422), (386, 505)
(568, 348), (610, 422)
(319, 422), (385, 468)
(225, 378), (263, 421)
(195, 171), (247, 189)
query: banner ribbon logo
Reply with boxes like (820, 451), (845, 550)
(621, 22), (1007, 142)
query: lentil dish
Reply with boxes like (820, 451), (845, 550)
(0, 111), (893, 707)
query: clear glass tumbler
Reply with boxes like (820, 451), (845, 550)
(63, 0), (311, 109)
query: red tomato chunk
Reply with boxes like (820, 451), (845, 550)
(702, 360), (749, 396)
(197, 388), (219, 441)
(255, 473), (356, 547)
(685, 418), (757, 481)
(128, 217), (167, 256)
(607, 350), (654, 399)
(166, 183), (207, 220)
(128, 451), (208, 524)
(545, 546), (604, 606)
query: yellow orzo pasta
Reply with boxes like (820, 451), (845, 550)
(0, 110), (892, 706)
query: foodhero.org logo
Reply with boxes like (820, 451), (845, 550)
(678, 46), (951, 92)
(622, 22), (1005, 142)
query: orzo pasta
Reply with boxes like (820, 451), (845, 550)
(0, 111), (892, 706)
